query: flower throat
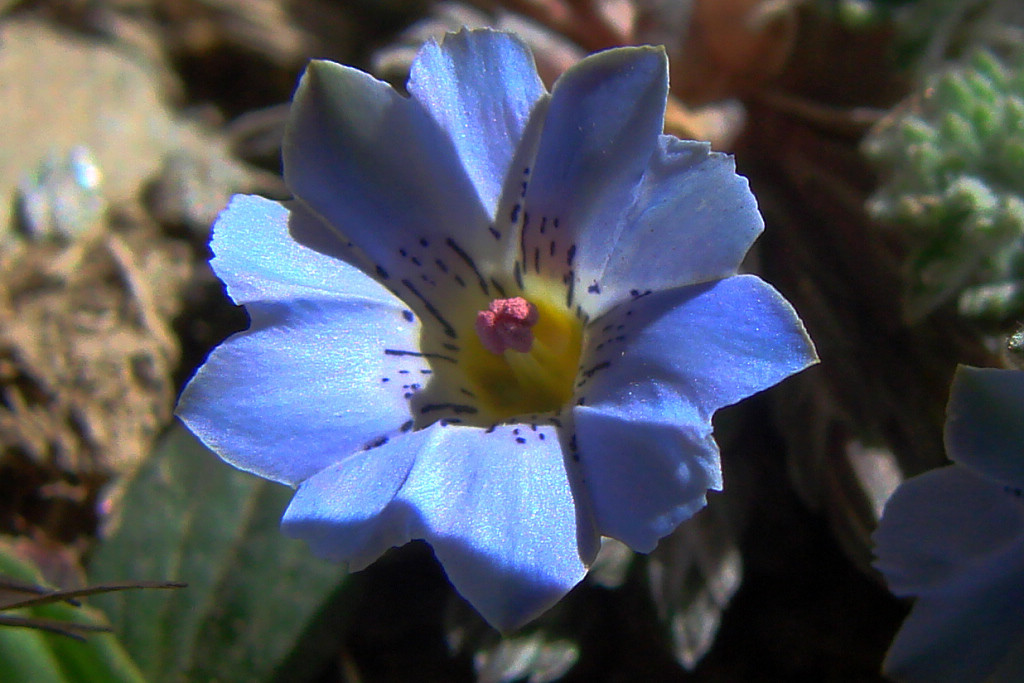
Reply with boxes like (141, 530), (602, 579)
(460, 280), (584, 422)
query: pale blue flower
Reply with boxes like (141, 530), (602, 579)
(176, 29), (817, 631)
(874, 366), (1024, 682)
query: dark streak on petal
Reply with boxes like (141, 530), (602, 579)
(402, 278), (457, 338)
(581, 360), (610, 379)
(384, 348), (456, 363)
(445, 238), (489, 295)
(420, 403), (479, 415)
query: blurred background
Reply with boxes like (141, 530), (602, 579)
(1, 0), (1023, 680)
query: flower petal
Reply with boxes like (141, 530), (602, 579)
(881, 501), (1024, 683)
(873, 465), (1024, 598)
(406, 423), (587, 631)
(571, 275), (817, 551)
(578, 275), (816, 422)
(946, 366), (1024, 489)
(281, 430), (428, 568)
(884, 566), (1024, 683)
(208, 195), (393, 306)
(573, 137), (764, 316)
(283, 422), (588, 631)
(571, 406), (721, 552)
(177, 292), (426, 486)
(517, 45), (668, 305)
(408, 29), (545, 217)
(283, 58), (503, 315)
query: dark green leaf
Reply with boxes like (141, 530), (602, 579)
(88, 423), (356, 682)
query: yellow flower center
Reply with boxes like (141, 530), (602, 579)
(460, 277), (583, 422)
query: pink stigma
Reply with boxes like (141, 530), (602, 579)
(475, 297), (539, 354)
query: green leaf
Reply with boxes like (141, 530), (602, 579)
(0, 541), (146, 683)
(88, 423), (356, 682)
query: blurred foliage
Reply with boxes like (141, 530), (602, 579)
(644, 498), (741, 670)
(0, 540), (145, 683)
(864, 47), (1024, 323)
(815, 0), (919, 29)
(446, 599), (581, 683)
(893, 0), (1024, 65)
(88, 425), (357, 682)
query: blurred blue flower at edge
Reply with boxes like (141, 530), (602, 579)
(176, 29), (817, 631)
(874, 366), (1024, 682)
